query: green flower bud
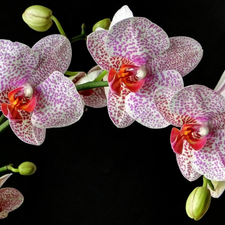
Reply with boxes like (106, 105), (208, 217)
(18, 162), (37, 175)
(92, 18), (111, 31)
(186, 187), (211, 221)
(22, 5), (53, 32)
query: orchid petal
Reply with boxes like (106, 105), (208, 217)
(154, 87), (196, 127)
(10, 111), (46, 145)
(107, 84), (135, 128)
(106, 17), (170, 65)
(0, 188), (24, 219)
(87, 29), (134, 71)
(109, 5), (133, 29)
(152, 36), (203, 77)
(214, 70), (225, 97)
(170, 85), (225, 122)
(125, 70), (183, 128)
(176, 140), (202, 181)
(208, 180), (225, 198)
(192, 130), (225, 181)
(31, 71), (83, 128)
(30, 34), (72, 86)
(170, 127), (184, 154)
(0, 174), (12, 189)
(0, 39), (38, 92)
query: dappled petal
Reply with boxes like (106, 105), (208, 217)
(152, 36), (203, 77)
(170, 85), (225, 121)
(10, 111), (46, 145)
(0, 188), (24, 219)
(106, 17), (170, 65)
(0, 39), (38, 92)
(154, 87), (196, 127)
(30, 34), (72, 86)
(192, 130), (225, 181)
(109, 5), (133, 29)
(32, 71), (83, 128)
(125, 70), (183, 128)
(107, 83), (135, 128)
(176, 140), (202, 181)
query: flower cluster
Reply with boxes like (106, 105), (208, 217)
(1, 3), (225, 221)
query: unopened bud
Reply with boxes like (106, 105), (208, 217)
(18, 162), (37, 175)
(186, 187), (211, 221)
(22, 5), (53, 32)
(92, 18), (111, 31)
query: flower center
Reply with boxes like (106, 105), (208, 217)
(108, 64), (147, 95)
(1, 84), (37, 122)
(170, 123), (209, 154)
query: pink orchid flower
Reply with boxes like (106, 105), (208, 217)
(87, 5), (203, 128)
(0, 173), (23, 219)
(0, 35), (84, 145)
(154, 83), (225, 183)
(72, 65), (107, 108)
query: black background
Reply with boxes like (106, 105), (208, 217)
(0, 0), (225, 224)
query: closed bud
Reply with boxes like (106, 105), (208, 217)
(18, 162), (37, 175)
(92, 18), (111, 31)
(186, 187), (211, 221)
(22, 5), (53, 32)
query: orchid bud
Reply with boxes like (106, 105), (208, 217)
(22, 5), (53, 32)
(92, 18), (111, 31)
(186, 187), (211, 221)
(18, 162), (37, 175)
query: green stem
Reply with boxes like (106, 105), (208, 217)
(0, 165), (8, 173)
(7, 164), (19, 173)
(70, 23), (87, 43)
(51, 15), (66, 36)
(94, 70), (108, 82)
(0, 114), (6, 125)
(203, 176), (214, 191)
(76, 81), (108, 91)
(0, 119), (9, 134)
(65, 71), (80, 76)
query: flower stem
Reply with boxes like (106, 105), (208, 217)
(0, 119), (9, 134)
(0, 114), (6, 125)
(203, 176), (214, 191)
(51, 15), (67, 36)
(70, 23), (87, 43)
(0, 165), (8, 173)
(76, 81), (108, 91)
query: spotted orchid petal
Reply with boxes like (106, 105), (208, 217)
(208, 180), (225, 198)
(109, 5), (133, 29)
(152, 36), (203, 77)
(107, 83), (135, 128)
(191, 129), (225, 181)
(0, 174), (24, 219)
(31, 71), (83, 129)
(105, 17), (170, 65)
(169, 85), (225, 122)
(10, 111), (46, 145)
(30, 34), (72, 87)
(176, 140), (202, 181)
(154, 87), (197, 127)
(125, 70), (183, 128)
(0, 39), (38, 93)
(87, 29), (134, 72)
(0, 187), (24, 219)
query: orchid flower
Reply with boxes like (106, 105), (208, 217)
(0, 34), (83, 145)
(0, 173), (23, 219)
(87, 5), (203, 128)
(154, 83), (225, 183)
(71, 65), (107, 108)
